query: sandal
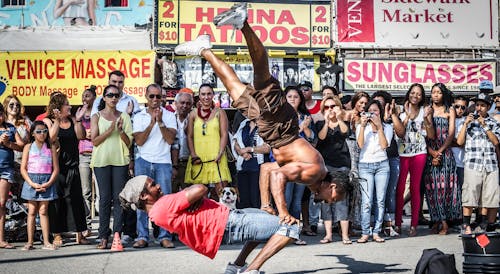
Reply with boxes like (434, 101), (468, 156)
(42, 244), (57, 250)
(301, 229), (317, 236)
(22, 244), (35, 251)
(319, 238), (332, 244)
(357, 235), (369, 243)
(409, 226), (417, 237)
(342, 238), (352, 245)
(53, 234), (63, 247)
(76, 233), (90, 245)
(373, 234), (385, 243)
(0, 241), (15, 249)
(294, 239), (307, 245)
(96, 239), (108, 249)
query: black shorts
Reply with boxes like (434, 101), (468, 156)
(231, 77), (299, 148)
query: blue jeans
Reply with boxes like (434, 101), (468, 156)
(222, 208), (300, 244)
(384, 157), (400, 222)
(135, 157), (173, 241)
(359, 160), (390, 235)
(285, 182), (306, 219)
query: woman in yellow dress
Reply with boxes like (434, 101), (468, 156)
(185, 84), (232, 200)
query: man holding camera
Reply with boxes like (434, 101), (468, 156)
(457, 93), (500, 234)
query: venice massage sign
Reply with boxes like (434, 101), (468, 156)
(0, 51), (155, 105)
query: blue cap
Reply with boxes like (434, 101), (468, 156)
(479, 80), (494, 90)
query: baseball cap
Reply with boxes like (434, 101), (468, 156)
(298, 81), (312, 90)
(119, 175), (150, 210)
(479, 80), (494, 91)
(471, 93), (493, 106)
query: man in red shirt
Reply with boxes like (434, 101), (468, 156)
(120, 173), (350, 273)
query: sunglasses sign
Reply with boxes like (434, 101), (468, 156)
(344, 59), (496, 92)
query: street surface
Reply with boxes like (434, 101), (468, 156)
(0, 217), (466, 274)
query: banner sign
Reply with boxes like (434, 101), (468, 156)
(336, 0), (498, 48)
(0, 51), (155, 106)
(344, 59), (496, 92)
(174, 54), (321, 92)
(155, 0), (331, 50)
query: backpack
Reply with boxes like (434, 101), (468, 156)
(415, 248), (459, 274)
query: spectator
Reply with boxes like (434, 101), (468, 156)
(3, 94), (31, 196)
(284, 86), (316, 245)
(43, 92), (89, 246)
(90, 85), (133, 250)
(78, 85), (97, 237)
(315, 96), (352, 244)
(171, 91), (194, 193)
(20, 121), (59, 250)
(185, 84), (232, 200)
(0, 103), (24, 249)
(392, 83), (435, 237)
(457, 93), (500, 233)
(424, 83), (460, 235)
(91, 70), (140, 116)
(356, 100), (392, 243)
(233, 118), (270, 208)
(321, 85), (338, 99)
(451, 95), (468, 198)
(371, 91), (400, 237)
(132, 84), (177, 249)
(491, 88), (500, 122)
(300, 81), (322, 123)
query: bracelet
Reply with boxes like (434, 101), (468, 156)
(158, 122), (166, 128)
(76, 120), (81, 123)
(261, 204), (272, 208)
(483, 126), (491, 131)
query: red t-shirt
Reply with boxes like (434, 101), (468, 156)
(149, 191), (229, 259)
(308, 100), (321, 115)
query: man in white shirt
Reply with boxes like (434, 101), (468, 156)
(132, 83), (177, 248)
(91, 70), (141, 116)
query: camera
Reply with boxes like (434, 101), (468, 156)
(473, 111), (479, 119)
(361, 112), (374, 118)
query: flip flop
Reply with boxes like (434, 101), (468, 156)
(294, 239), (307, 245)
(42, 244), (57, 250)
(0, 241), (15, 249)
(342, 238), (352, 245)
(319, 238), (332, 244)
(22, 244), (35, 251)
(357, 236), (369, 243)
(301, 230), (317, 236)
(373, 236), (385, 243)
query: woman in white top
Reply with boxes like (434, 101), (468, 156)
(392, 83), (435, 237)
(356, 100), (393, 243)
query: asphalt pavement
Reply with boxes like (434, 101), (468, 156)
(0, 217), (468, 274)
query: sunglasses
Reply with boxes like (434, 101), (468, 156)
(105, 93), (120, 98)
(9, 103), (20, 109)
(454, 105), (466, 110)
(300, 88), (311, 92)
(202, 122), (207, 136)
(148, 94), (162, 100)
(34, 129), (48, 134)
(324, 104), (336, 110)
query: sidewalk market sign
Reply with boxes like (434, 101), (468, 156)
(0, 51), (155, 106)
(155, 0), (331, 51)
(335, 0), (498, 48)
(344, 59), (496, 92)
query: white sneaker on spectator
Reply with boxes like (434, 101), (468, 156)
(237, 270), (260, 274)
(174, 34), (212, 56)
(213, 2), (248, 29)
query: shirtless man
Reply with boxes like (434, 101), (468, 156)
(174, 3), (349, 225)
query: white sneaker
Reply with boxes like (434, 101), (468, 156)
(214, 2), (248, 30)
(225, 262), (247, 274)
(237, 270), (260, 274)
(174, 34), (212, 56)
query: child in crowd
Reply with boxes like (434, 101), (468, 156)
(20, 121), (59, 250)
(457, 93), (500, 233)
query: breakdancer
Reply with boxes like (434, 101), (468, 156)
(174, 3), (352, 225)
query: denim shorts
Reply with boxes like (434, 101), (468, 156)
(222, 208), (300, 244)
(0, 167), (14, 183)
